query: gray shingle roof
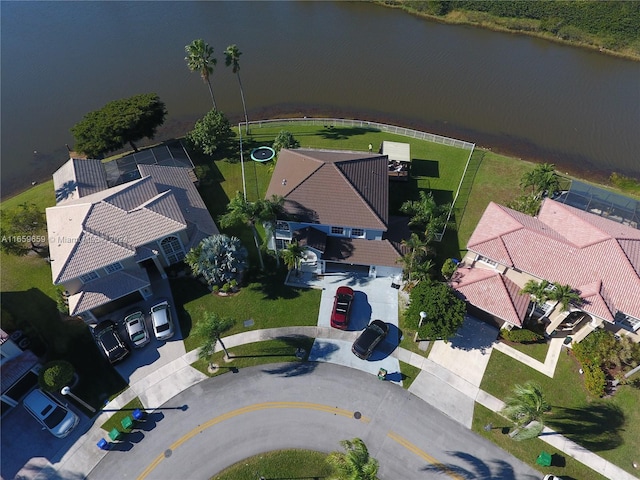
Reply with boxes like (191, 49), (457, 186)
(53, 158), (109, 204)
(265, 149), (388, 230)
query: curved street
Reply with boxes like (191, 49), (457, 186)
(89, 362), (540, 480)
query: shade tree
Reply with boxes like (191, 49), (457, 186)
(184, 234), (248, 289)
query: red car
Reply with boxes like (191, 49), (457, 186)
(331, 286), (354, 329)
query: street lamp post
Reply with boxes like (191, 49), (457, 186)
(419, 311), (427, 328)
(61, 386), (96, 413)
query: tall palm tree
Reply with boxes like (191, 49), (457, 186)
(400, 233), (433, 283)
(193, 312), (234, 361)
(258, 195), (286, 268)
(501, 381), (550, 440)
(281, 241), (305, 276)
(548, 283), (582, 312)
(400, 191), (450, 241)
(219, 192), (267, 270)
(326, 438), (379, 480)
(520, 279), (551, 318)
(224, 44), (249, 133)
(185, 39), (217, 109)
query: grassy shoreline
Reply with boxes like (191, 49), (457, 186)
(376, 1), (640, 61)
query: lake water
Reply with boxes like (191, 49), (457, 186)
(1, 1), (639, 199)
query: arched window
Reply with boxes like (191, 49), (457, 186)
(161, 236), (184, 264)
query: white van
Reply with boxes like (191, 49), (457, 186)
(23, 389), (79, 438)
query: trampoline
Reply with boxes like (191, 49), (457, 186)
(250, 146), (276, 162)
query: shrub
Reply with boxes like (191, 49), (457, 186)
(55, 287), (69, 315)
(38, 360), (75, 393)
(583, 363), (606, 398)
(221, 283), (231, 293)
(500, 328), (544, 344)
(441, 258), (458, 280)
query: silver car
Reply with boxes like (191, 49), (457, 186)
(23, 389), (79, 438)
(150, 301), (175, 340)
(124, 310), (150, 348)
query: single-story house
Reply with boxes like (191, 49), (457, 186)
(451, 198), (640, 343)
(265, 148), (405, 278)
(46, 158), (218, 322)
(1, 329), (41, 414)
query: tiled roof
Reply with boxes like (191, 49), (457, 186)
(53, 158), (108, 204)
(323, 237), (401, 268)
(464, 199), (640, 323)
(265, 149), (388, 230)
(68, 269), (150, 316)
(1, 350), (39, 395)
(450, 267), (530, 326)
(294, 227), (327, 253)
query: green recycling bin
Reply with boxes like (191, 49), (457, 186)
(536, 451), (552, 467)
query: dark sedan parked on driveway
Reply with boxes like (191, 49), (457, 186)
(93, 320), (130, 364)
(352, 319), (388, 360)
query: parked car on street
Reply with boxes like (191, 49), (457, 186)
(331, 286), (354, 329)
(23, 389), (79, 438)
(93, 320), (130, 363)
(150, 301), (175, 340)
(352, 319), (388, 360)
(124, 310), (150, 348)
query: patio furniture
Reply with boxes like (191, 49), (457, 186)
(108, 428), (122, 441)
(121, 415), (134, 430)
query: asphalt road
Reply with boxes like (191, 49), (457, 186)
(89, 362), (541, 480)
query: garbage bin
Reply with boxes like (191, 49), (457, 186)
(377, 368), (387, 380)
(536, 451), (552, 467)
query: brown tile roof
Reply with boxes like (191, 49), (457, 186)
(323, 237), (401, 268)
(265, 149), (388, 230)
(450, 267), (530, 327)
(293, 227), (327, 253)
(1, 349), (39, 395)
(464, 199), (640, 323)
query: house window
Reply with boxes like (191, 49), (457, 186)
(276, 221), (290, 231)
(104, 262), (123, 274)
(331, 226), (345, 235)
(80, 271), (99, 283)
(615, 312), (640, 332)
(477, 255), (497, 267)
(161, 236), (185, 264)
(351, 228), (365, 238)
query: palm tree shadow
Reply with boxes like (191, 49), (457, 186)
(420, 451), (525, 480)
(546, 403), (625, 451)
(319, 126), (377, 140)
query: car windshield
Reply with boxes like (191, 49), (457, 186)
(43, 405), (68, 429)
(131, 331), (146, 342)
(156, 323), (170, 333)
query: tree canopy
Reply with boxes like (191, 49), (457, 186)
(185, 234), (247, 288)
(272, 130), (300, 153)
(185, 39), (217, 109)
(0, 202), (47, 255)
(193, 312), (234, 360)
(501, 381), (550, 440)
(326, 438), (379, 480)
(405, 280), (466, 340)
(70, 93), (167, 157)
(186, 109), (234, 156)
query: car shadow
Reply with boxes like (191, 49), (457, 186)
(366, 323), (401, 361)
(347, 291), (371, 331)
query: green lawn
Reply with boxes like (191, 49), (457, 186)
(172, 270), (321, 354)
(472, 404), (608, 480)
(399, 360), (421, 390)
(501, 339), (550, 363)
(481, 349), (640, 477)
(100, 396), (145, 433)
(212, 449), (332, 480)
(191, 337), (316, 377)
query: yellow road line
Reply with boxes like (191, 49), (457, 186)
(137, 401), (369, 480)
(387, 431), (464, 480)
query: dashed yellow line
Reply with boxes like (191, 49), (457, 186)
(387, 431), (464, 479)
(137, 401), (369, 480)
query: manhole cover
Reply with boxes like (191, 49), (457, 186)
(353, 411), (361, 419)
(164, 449), (172, 458)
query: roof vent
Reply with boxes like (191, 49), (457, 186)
(282, 179), (287, 186)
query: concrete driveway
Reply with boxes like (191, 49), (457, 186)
(308, 274), (400, 381)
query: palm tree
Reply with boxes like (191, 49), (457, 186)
(281, 241), (305, 275)
(224, 44), (249, 134)
(219, 192), (266, 270)
(520, 163), (560, 199)
(548, 283), (582, 312)
(400, 233), (433, 283)
(520, 279), (551, 318)
(193, 312), (234, 361)
(185, 39), (217, 109)
(326, 438), (379, 480)
(400, 191), (450, 241)
(501, 381), (550, 440)
(184, 234), (248, 288)
(258, 195), (286, 268)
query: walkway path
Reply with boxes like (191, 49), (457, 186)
(48, 327), (635, 480)
(493, 336), (565, 377)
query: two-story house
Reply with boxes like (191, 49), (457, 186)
(264, 148), (404, 278)
(450, 198), (640, 343)
(46, 159), (218, 323)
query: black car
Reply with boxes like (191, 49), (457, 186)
(93, 320), (130, 364)
(351, 319), (389, 360)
